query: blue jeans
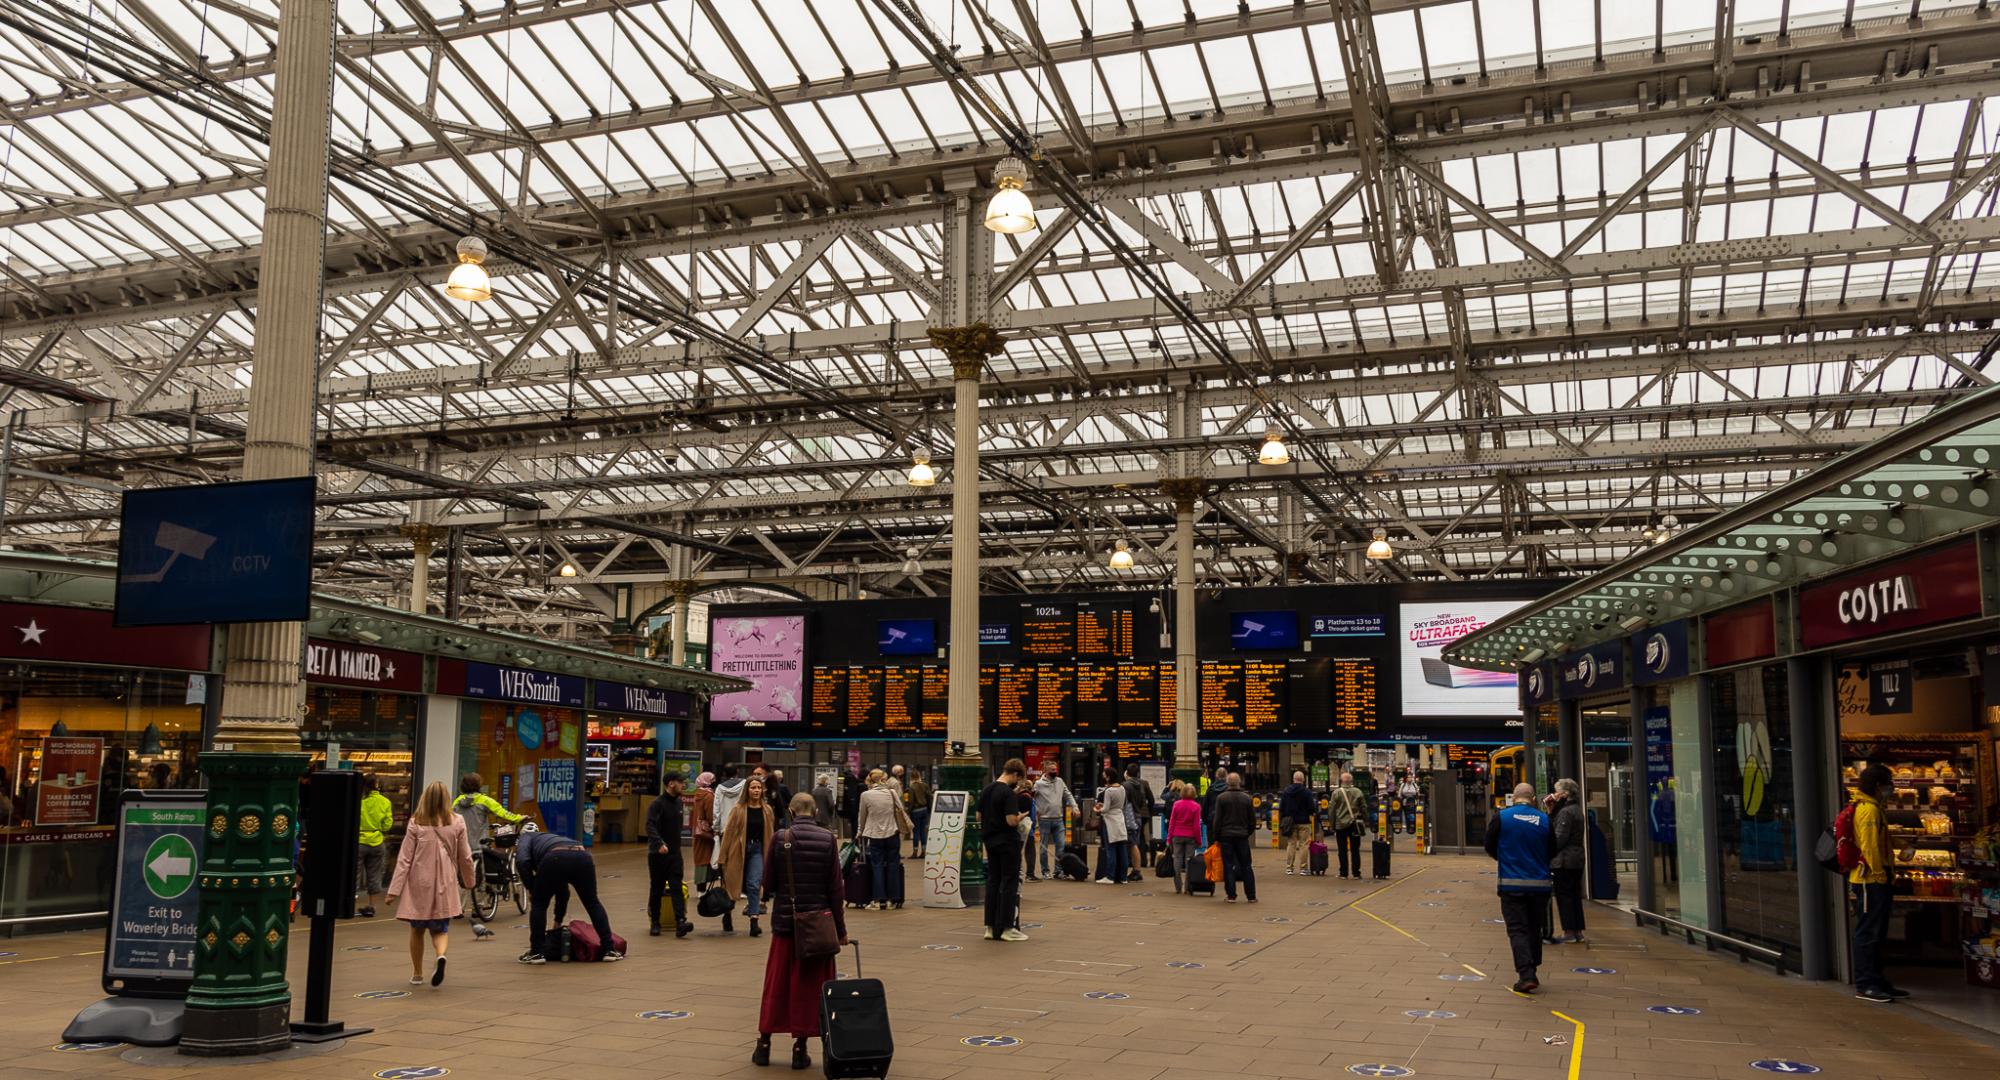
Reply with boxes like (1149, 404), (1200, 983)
(867, 836), (899, 902)
(1851, 882), (1894, 992)
(1101, 835), (1129, 883)
(742, 847), (765, 916)
(910, 809), (930, 849)
(1037, 817), (1066, 875)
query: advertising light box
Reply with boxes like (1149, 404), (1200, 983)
(710, 614), (807, 726)
(1399, 600), (1531, 717)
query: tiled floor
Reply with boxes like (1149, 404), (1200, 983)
(3, 844), (1998, 1079)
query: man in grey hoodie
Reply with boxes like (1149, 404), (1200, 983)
(709, 768), (747, 872)
(1030, 766), (1079, 880)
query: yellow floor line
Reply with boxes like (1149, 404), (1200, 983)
(1461, 963), (1486, 977)
(1552, 1009), (1585, 1079)
(1352, 864), (1432, 940)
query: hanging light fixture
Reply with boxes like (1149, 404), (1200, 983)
(139, 722), (163, 756)
(906, 448), (936, 487)
(49, 720), (68, 737)
(983, 156), (1038, 234)
(558, 562), (578, 578)
(1366, 528), (1394, 560)
(1108, 538), (1134, 570)
(900, 546), (923, 576)
(445, 236), (493, 302)
(1257, 428), (1290, 466)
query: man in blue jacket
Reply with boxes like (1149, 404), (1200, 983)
(1484, 783), (1557, 993)
(1279, 771), (1318, 876)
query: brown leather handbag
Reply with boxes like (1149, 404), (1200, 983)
(781, 831), (840, 960)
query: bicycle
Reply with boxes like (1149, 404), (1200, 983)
(470, 824), (529, 923)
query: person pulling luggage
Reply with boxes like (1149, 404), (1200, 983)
(752, 794), (850, 1070)
(645, 772), (695, 938)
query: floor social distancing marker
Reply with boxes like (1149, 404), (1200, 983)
(1748, 1061), (1821, 1075)
(961, 1035), (1020, 1049)
(373, 1069), (450, 1080)
(1345, 1065), (1414, 1077)
(636, 1010), (690, 1021)
(51, 1042), (119, 1053)
(354, 990), (410, 1000)
(1647, 1005), (1701, 1016)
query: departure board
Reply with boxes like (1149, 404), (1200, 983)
(1075, 661), (1117, 735)
(921, 665), (949, 733)
(1200, 660), (1245, 734)
(882, 666), (922, 734)
(1286, 658), (1333, 737)
(1115, 661), (1160, 734)
(808, 666), (847, 729)
(1242, 659), (1287, 735)
(1020, 602), (1076, 657)
(1034, 662), (1075, 734)
(978, 665), (999, 729)
(1075, 603), (1136, 658)
(1159, 665), (1177, 731)
(995, 664), (1036, 735)
(846, 665), (884, 735)
(1330, 658), (1378, 735)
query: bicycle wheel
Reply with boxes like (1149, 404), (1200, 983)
(512, 877), (528, 916)
(470, 881), (499, 922)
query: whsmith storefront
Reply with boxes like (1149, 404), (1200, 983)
(1446, 387), (2000, 1035)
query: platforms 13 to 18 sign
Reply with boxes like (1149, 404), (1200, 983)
(105, 794), (206, 994)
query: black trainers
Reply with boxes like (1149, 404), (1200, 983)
(1884, 986), (1912, 999)
(1855, 987), (1895, 1003)
(1511, 979), (1538, 994)
(602, 950), (624, 962)
(517, 949), (546, 965)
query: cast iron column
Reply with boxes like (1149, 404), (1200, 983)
(400, 522), (438, 615)
(1160, 478), (1207, 786)
(668, 578), (696, 666)
(931, 323), (1005, 905)
(181, 0), (330, 1055)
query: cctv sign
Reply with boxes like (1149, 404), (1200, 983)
(114, 477), (316, 627)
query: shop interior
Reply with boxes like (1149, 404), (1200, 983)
(1834, 646), (2000, 1031)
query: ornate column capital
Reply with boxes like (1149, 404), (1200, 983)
(399, 521), (442, 556)
(665, 577), (699, 601)
(1158, 477), (1210, 513)
(927, 322), (1008, 381)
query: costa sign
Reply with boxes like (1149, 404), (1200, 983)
(1799, 540), (1982, 649)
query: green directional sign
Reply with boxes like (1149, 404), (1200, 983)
(143, 833), (196, 899)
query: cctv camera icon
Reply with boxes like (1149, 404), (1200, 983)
(120, 521), (219, 584)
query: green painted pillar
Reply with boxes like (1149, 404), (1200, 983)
(938, 756), (987, 904)
(181, 752), (308, 1056)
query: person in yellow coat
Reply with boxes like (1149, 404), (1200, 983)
(356, 773), (394, 918)
(1848, 764), (1902, 1004)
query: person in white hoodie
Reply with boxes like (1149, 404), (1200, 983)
(711, 768), (748, 865)
(1030, 767), (1079, 880)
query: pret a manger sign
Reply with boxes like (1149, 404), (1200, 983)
(1800, 540), (1982, 649)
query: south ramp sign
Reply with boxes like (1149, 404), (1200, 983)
(105, 793), (206, 996)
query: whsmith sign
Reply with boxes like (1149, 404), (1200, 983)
(592, 680), (693, 719)
(462, 661), (585, 707)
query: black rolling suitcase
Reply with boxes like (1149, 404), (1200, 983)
(1371, 836), (1392, 879)
(822, 942), (893, 1078)
(1058, 851), (1089, 881)
(844, 859), (873, 908)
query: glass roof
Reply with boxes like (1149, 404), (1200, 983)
(2, 0), (1998, 636)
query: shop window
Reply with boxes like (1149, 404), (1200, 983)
(0, 667), (206, 926)
(1710, 664), (1802, 955)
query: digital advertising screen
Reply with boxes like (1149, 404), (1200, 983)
(709, 614), (807, 726)
(1228, 611), (1300, 650)
(877, 618), (936, 656)
(1398, 601), (1529, 717)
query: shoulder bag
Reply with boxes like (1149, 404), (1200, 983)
(781, 830), (841, 960)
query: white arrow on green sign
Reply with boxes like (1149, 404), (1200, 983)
(144, 834), (196, 898)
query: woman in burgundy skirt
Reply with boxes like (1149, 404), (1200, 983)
(755, 793), (850, 1070)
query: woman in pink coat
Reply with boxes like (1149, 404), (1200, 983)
(387, 780), (475, 987)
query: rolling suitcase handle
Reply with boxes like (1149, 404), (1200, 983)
(847, 940), (862, 979)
